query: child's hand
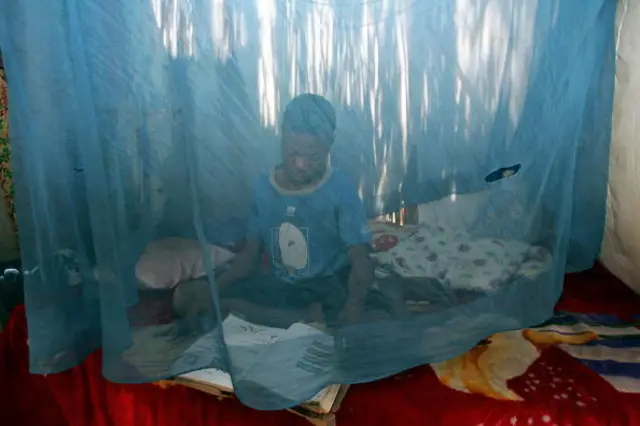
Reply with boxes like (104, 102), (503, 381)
(338, 298), (364, 326)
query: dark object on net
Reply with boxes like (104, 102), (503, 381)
(485, 163), (522, 183)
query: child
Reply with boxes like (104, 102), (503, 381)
(217, 93), (374, 327)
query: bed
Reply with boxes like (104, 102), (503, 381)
(11, 214), (558, 400)
(3, 265), (640, 426)
(114, 218), (554, 386)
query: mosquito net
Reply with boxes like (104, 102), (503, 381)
(0, 0), (615, 410)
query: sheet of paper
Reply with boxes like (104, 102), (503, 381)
(170, 314), (288, 373)
(171, 315), (336, 404)
(180, 367), (233, 391)
(221, 314), (288, 346)
(228, 319), (335, 402)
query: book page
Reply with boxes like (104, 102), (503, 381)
(171, 315), (337, 407)
(241, 320), (334, 401)
(222, 314), (288, 346)
(180, 367), (233, 391)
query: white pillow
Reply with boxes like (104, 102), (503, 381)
(135, 238), (235, 290)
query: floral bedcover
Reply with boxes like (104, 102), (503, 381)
(369, 221), (552, 292)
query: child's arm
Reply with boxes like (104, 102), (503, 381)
(217, 185), (262, 290)
(336, 176), (374, 324)
(344, 243), (374, 302)
(216, 239), (260, 290)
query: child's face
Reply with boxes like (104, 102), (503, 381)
(281, 133), (330, 184)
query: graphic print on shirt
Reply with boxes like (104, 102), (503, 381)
(270, 222), (310, 275)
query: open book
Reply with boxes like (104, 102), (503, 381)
(170, 314), (344, 414)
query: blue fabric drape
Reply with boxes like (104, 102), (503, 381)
(0, 0), (615, 410)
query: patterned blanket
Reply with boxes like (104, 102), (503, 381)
(427, 312), (640, 425)
(369, 221), (552, 292)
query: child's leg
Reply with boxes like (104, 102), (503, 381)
(222, 298), (308, 329)
(172, 278), (217, 335)
(220, 274), (312, 328)
(303, 271), (350, 327)
(312, 269), (393, 327)
(173, 278), (214, 318)
(306, 302), (325, 324)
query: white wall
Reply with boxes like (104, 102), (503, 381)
(600, 0), (640, 293)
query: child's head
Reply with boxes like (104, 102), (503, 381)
(280, 93), (336, 184)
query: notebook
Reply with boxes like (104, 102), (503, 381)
(171, 314), (344, 414)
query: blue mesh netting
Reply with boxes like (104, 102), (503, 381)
(0, 0), (615, 410)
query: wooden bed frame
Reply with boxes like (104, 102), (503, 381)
(157, 379), (350, 426)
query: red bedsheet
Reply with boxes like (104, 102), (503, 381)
(3, 264), (640, 426)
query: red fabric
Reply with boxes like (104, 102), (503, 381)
(556, 263), (640, 318)
(445, 347), (640, 425)
(0, 304), (305, 426)
(337, 347), (640, 426)
(3, 265), (640, 426)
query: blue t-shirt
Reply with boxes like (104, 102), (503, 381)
(247, 167), (371, 281)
